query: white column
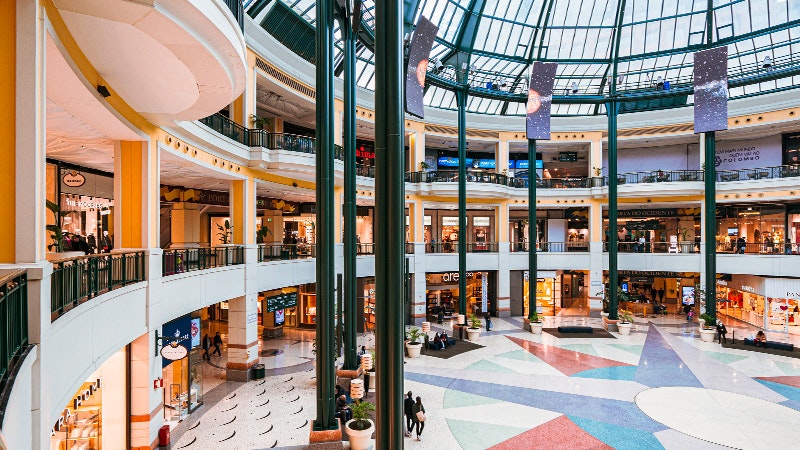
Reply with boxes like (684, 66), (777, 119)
(588, 202), (605, 308)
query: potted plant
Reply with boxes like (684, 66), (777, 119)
(418, 160), (430, 171)
(591, 166), (604, 187)
(216, 219), (234, 245)
(250, 114), (272, 130)
(617, 309), (634, 335)
(466, 314), (482, 341)
(528, 310), (543, 335)
(344, 400), (375, 450)
(679, 228), (693, 253)
(406, 327), (423, 358)
(698, 313), (717, 342)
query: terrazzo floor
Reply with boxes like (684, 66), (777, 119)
(168, 314), (800, 449)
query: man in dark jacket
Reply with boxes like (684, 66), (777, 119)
(212, 332), (223, 357)
(202, 334), (211, 361)
(404, 391), (415, 437)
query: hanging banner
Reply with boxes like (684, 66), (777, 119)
(694, 46), (728, 134)
(526, 61), (558, 140)
(404, 15), (438, 119)
(161, 315), (192, 366)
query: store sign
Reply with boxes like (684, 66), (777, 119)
(266, 292), (298, 312)
(62, 171), (86, 187)
(53, 378), (103, 432)
(741, 285), (756, 293)
(161, 315), (191, 366)
(357, 148), (375, 158)
(441, 272), (475, 282)
(473, 217), (491, 226)
(523, 271), (557, 281)
(442, 217), (459, 226)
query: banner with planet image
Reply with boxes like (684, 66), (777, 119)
(526, 61), (558, 140)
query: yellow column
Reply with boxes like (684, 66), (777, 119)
(169, 202), (201, 248)
(589, 132), (603, 176)
(497, 133), (513, 175)
(408, 196), (425, 243)
(1, 0), (46, 263)
(114, 139), (159, 249)
(334, 186), (344, 243)
(231, 178), (256, 245)
(407, 121), (426, 171)
(497, 201), (509, 243)
(232, 94), (244, 126)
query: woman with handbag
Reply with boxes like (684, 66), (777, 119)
(412, 396), (426, 441)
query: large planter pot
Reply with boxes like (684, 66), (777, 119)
(591, 177), (604, 187)
(466, 327), (481, 341)
(617, 322), (633, 335)
(345, 419), (374, 450)
(530, 321), (543, 334)
(406, 342), (422, 358)
(680, 241), (694, 253)
(698, 327), (716, 342)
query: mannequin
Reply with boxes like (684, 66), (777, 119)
(100, 231), (113, 253)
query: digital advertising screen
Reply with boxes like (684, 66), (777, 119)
(526, 61), (558, 140)
(681, 286), (696, 306)
(275, 309), (285, 326)
(405, 16), (438, 119)
(694, 46), (728, 134)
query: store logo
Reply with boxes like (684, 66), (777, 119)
(160, 328), (190, 361)
(62, 171), (86, 187)
(741, 285), (756, 293)
(52, 378), (102, 433)
(786, 291), (800, 298)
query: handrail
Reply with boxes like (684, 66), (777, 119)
(51, 251), (146, 321)
(257, 244), (316, 261)
(510, 242), (590, 252)
(425, 242), (499, 253)
(1, 270), (27, 386)
(163, 246), (245, 276)
(610, 169), (704, 185)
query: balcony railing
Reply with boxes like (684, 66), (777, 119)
(163, 246), (245, 276)
(611, 170), (704, 185)
(1, 270), (28, 386)
(51, 252), (146, 321)
(257, 244), (316, 262)
(718, 242), (795, 255)
(425, 242), (499, 253)
(222, 0), (244, 32)
(357, 243), (375, 255)
(717, 164), (800, 182)
(510, 242), (590, 252)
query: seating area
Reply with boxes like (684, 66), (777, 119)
(743, 338), (795, 352)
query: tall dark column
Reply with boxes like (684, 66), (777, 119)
(342, 4), (358, 371)
(456, 87), (468, 322)
(704, 131), (717, 318)
(607, 100), (619, 320)
(527, 139), (537, 317)
(374, 0), (405, 446)
(313, 0), (336, 431)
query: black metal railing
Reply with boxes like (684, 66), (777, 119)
(223, 0), (245, 32)
(601, 242), (699, 253)
(162, 246), (245, 276)
(257, 244), (316, 262)
(51, 252), (146, 321)
(610, 169), (704, 185)
(718, 242), (796, 255)
(357, 243), (375, 255)
(425, 242), (499, 253)
(510, 242), (590, 252)
(717, 164), (800, 182)
(1, 270), (27, 386)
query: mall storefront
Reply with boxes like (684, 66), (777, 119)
(717, 275), (800, 334)
(425, 271), (497, 320)
(50, 348), (127, 450)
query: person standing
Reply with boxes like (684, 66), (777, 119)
(716, 320), (727, 344)
(484, 312), (492, 332)
(212, 331), (223, 357)
(202, 334), (211, 361)
(404, 391), (415, 437)
(411, 396), (426, 441)
(657, 287), (665, 302)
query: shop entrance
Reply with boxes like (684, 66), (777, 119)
(425, 271), (496, 322)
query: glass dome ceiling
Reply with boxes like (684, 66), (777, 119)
(251, 0), (800, 116)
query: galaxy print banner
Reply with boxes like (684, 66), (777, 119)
(405, 15), (438, 119)
(694, 46), (729, 134)
(526, 62), (558, 140)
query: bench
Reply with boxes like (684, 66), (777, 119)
(557, 326), (593, 334)
(424, 334), (456, 350)
(743, 338), (795, 351)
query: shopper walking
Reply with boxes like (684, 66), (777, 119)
(202, 333), (211, 361)
(411, 396), (426, 441)
(404, 391), (415, 437)
(212, 332), (223, 357)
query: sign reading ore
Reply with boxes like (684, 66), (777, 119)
(266, 292), (298, 313)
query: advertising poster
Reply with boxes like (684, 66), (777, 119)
(190, 318), (200, 348)
(275, 309), (285, 326)
(682, 286), (696, 306)
(405, 16), (438, 119)
(526, 61), (558, 140)
(161, 315), (192, 367)
(694, 46), (728, 134)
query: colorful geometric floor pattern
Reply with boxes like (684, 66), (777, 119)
(403, 319), (800, 449)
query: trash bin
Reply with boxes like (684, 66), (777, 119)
(363, 371), (371, 392)
(158, 425), (170, 447)
(253, 363), (265, 380)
